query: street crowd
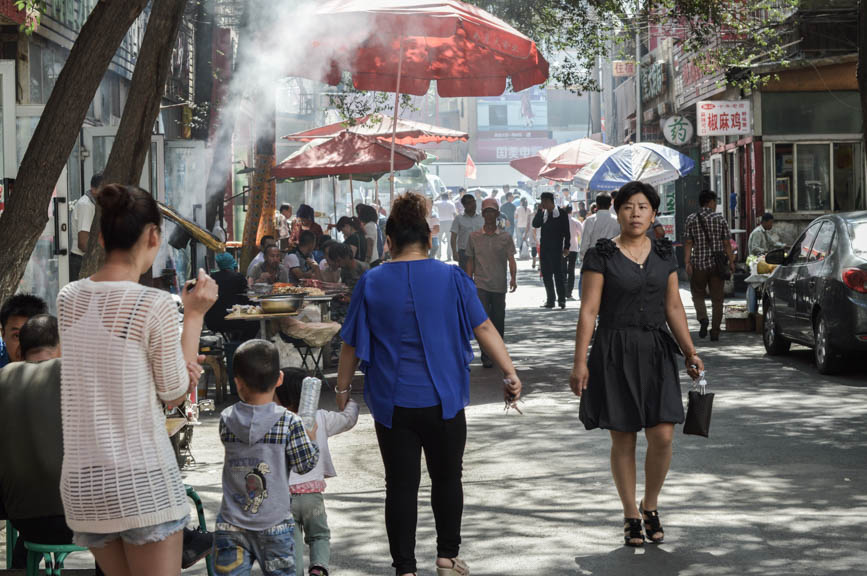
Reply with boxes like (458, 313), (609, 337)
(0, 179), (788, 576)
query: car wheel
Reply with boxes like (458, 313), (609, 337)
(763, 300), (790, 355)
(814, 314), (840, 375)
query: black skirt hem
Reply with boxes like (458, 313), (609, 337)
(580, 417), (685, 433)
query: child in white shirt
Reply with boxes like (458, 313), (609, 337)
(275, 368), (359, 576)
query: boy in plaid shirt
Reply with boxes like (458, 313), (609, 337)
(215, 340), (319, 576)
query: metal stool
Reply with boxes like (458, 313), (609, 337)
(23, 542), (87, 576)
(185, 485), (216, 576)
(278, 333), (326, 381)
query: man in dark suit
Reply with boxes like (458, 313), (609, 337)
(532, 192), (571, 309)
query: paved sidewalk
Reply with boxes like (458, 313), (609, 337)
(6, 259), (866, 575)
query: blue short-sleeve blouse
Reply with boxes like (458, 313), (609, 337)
(340, 259), (488, 427)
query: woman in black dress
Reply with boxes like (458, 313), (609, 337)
(570, 181), (704, 547)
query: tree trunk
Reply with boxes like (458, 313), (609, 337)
(859, 2), (867, 176)
(0, 0), (150, 303)
(79, 0), (189, 279)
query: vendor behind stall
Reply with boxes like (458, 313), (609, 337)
(207, 253), (259, 340)
(749, 212), (785, 256)
(283, 230), (322, 284)
(289, 204), (323, 246)
(248, 245), (290, 286)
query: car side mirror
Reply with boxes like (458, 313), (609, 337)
(765, 248), (787, 265)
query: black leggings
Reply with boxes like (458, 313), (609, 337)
(375, 406), (467, 575)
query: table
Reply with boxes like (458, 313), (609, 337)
(224, 311), (300, 337)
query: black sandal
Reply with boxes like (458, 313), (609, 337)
(623, 517), (645, 547)
(639, 502), (665, 543)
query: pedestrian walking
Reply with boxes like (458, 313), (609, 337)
(514, 197), (532, 256)
(579, 193), (621, 260)
(564, 204), (583, 300)
(466, 197), (518, 368)
(501, 188), (517, 240)
(57, 184), (219, 574)
(450, 194), (484, 272)
(684, 190), (735, 341)
(435, 192), (456, 260)
(532, 192), (571, 308)
(570, 181), (704, 548)
(426, 196), (442, 260)
(335, 192), (522, 576)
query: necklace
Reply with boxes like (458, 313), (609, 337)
(620, 238), (649, 268)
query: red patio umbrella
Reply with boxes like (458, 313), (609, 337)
(289, 0), (549, 200)
(272, 132), (426, 179)
(284, 113), (468, 146)
(509, 138), (612, 182)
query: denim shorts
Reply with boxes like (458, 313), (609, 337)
(73, 515), (188, 549)
(214, 515), (296, 576)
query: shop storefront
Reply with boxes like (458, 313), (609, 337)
(759, 91), (864, 241)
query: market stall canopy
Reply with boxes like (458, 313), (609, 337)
(573, 142), (696, 191)
(272, 132), (426, 179)
(288, 0), (549, 97)
(284, 114), (468, 146)
(509, 138), (612, 182)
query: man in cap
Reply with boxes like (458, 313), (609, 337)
(466, 198), (517, 367)
(532, 191), (571, 308)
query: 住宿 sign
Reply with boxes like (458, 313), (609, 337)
(696, 100), (751, 136)
(613, 61), (636, 77)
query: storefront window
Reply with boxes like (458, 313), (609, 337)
(832, 142), (864, 212)
(773, 143), (793, 213)
(796, 143), (831, 212)
(765, 141), (865, 214)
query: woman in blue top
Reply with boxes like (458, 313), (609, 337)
(336, 193), (522, 576)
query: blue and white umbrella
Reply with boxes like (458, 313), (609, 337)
(574, 142), (695, 191)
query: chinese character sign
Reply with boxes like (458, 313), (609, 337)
(696, 101), (751, 136)
(662, 115), (693, 146)
(613, 61), (636, 77)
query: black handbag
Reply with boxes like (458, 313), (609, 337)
(683, 372), (714, 437)
(697, 212), (731, 280)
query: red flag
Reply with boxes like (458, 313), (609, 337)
(465, 153), (477, 180)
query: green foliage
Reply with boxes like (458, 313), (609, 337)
(14, 0), (43, 35)
(327, 73), (417, 125)
(475, 0), (799, 92)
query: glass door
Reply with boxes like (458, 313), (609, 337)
(82, 126), (164, 201)
(15, 104), (70, 314)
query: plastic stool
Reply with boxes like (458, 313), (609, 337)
(185, 485), (216, 576)
(6, 520), (17, 569)
(23, 542), (87, 576)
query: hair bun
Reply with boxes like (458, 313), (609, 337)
(96, 183), (134, 216)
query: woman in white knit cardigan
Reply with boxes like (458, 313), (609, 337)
(57, 184), (217, 575)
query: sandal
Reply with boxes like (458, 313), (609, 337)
(623, 518), (645, 547)
(436, 557), (469, 576)
(639, 501), (665, 543)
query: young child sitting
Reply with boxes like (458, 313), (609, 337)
(215, 340), (320, 576)
(275, 368), (359, 576)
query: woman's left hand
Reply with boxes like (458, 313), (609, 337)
(503, 373), (522, 402)
(685, 354), (704, 380)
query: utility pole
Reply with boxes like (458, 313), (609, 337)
(635, 4), (641, 144)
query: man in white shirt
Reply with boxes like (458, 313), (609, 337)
(579, 193), (621, 259)
(245, 235), (277, 277)
(514, 197), (532, 255)
(564, 205), (583, 300)
(69, 172), (102, 281)
(434, 192), (456, 261)
(450, 194), (484, 272)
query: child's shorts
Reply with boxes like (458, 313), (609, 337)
(73, 515), (188, 549)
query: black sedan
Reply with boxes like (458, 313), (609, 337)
(762, 211), (867, 373)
